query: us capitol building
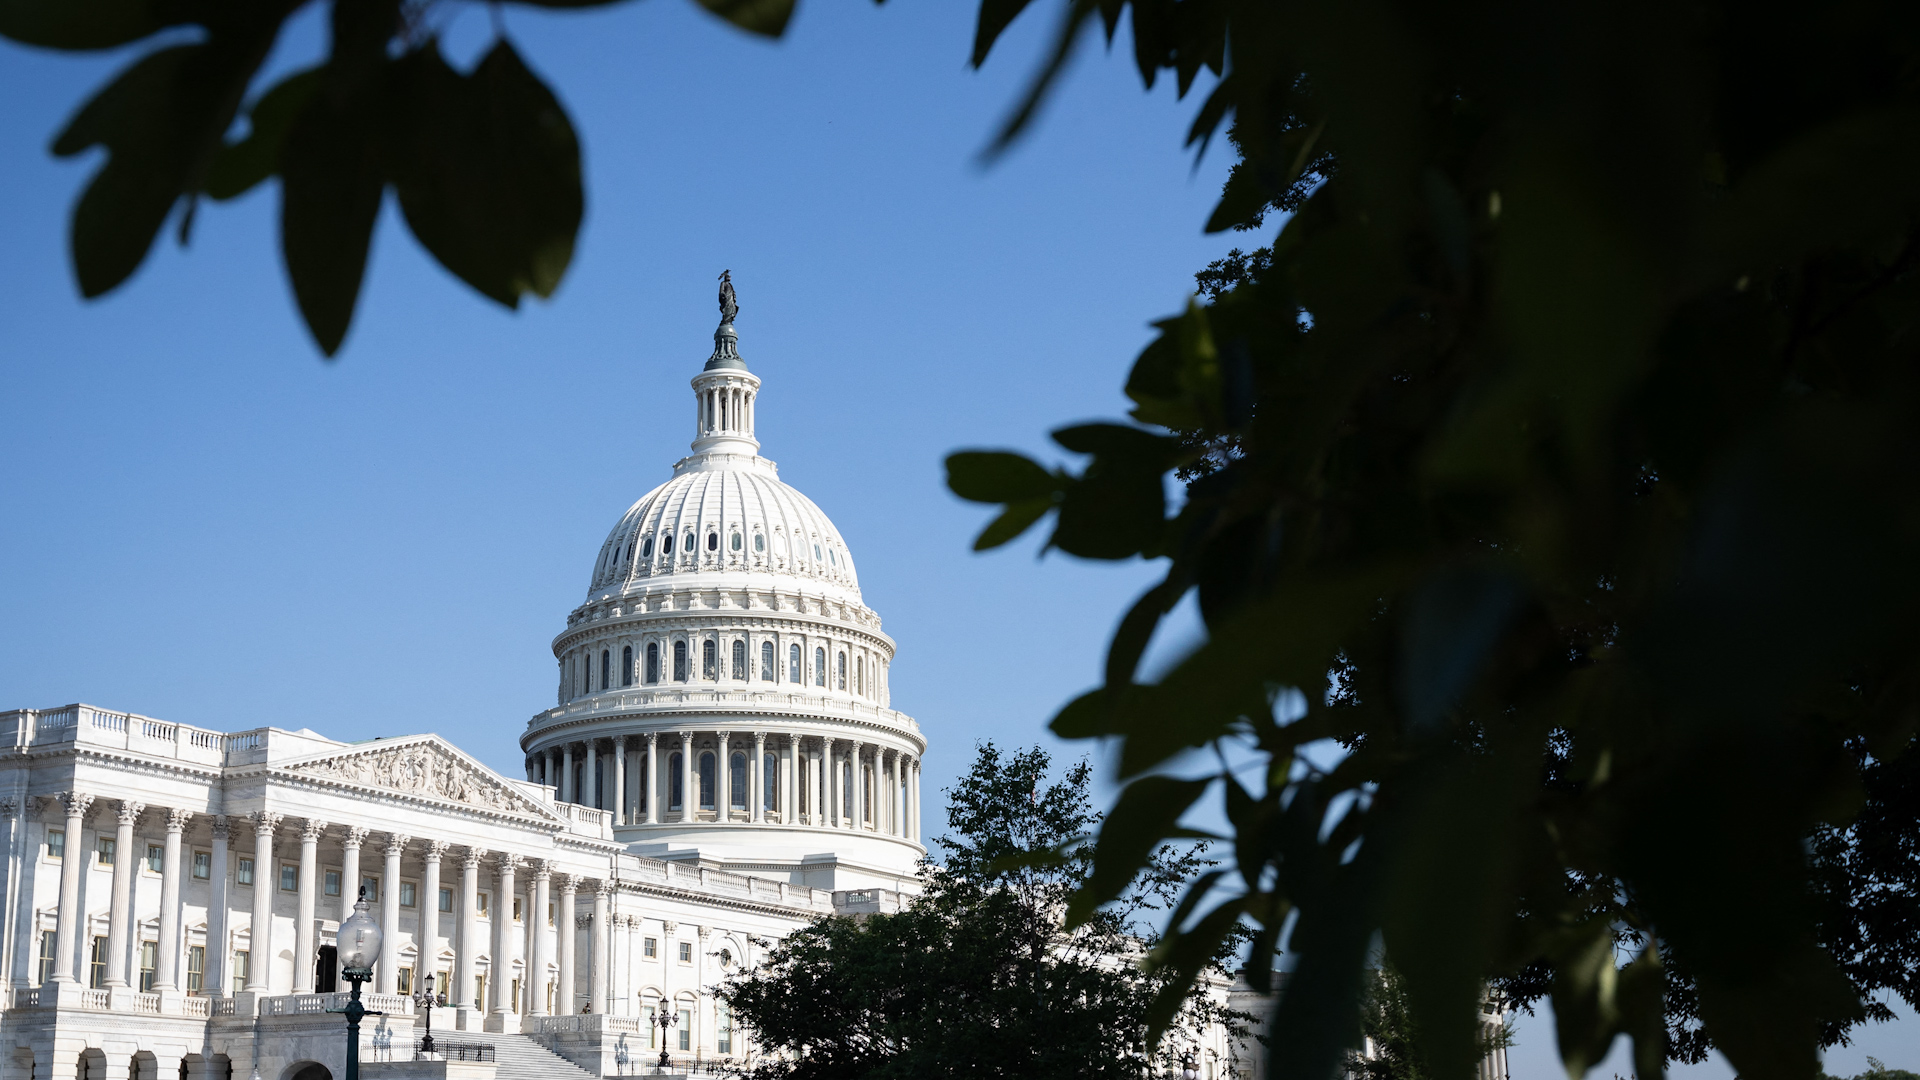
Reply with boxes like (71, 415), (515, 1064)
(0, 300), (980, 1080)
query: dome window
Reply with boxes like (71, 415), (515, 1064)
(702, 639), (717, 680)
(731, 640), (747, 679)
(730, 531), (742, 552)
(814, 647), (826, 687)
(730, 753), (748, 810)
(837, 651), (847, 691)
(761, 641), (775, 681)
(789, 644), (802, 683)
(685, 532), (696, 554)
(646, 642), (660, 683)
(813, 543), (823, 561)
(601, 649), (611, 692)
(753, 532), (765, 553)
(661, 534), (673, 556)
(643, 537), (654, 558)
(699, 752), (717, 810)
(707, 531), (719, 552)
(829, 547), (837, 566)
(622, 645), (634, 687)
(673, 641), (688, 682)
(669, 753), (684, 811)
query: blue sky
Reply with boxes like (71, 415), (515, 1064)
(0, 2), (1909, 1075)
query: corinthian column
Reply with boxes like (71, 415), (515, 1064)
(205, 816), (229, 994)
(491, 855), (521, 1021)
(819, 737), (836, 829)
(613, 735), (627, 825)
(643, 732), (658, 824)
(420, 842), (448, 993)
(457, 848), (484, 1011)
(679, 732), (695, 822)
(752, 731), (767, 823)
(585, 740), (600, 810)
(556, 875), (577, 1015)
(155, 808), (192, 992)
(529, 862), (552, 1016)
(295, 819), (325, 992)
(105, 800), (144, 987)
(48, 793), (86, 982)
(248, 812), (281, 992)
(378, 834), (409, 994)
(590, 881), (611, 1015)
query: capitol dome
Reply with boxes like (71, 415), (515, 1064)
(521, 291), (924, 891)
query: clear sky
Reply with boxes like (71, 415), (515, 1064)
(0, 2), (1909, 1075)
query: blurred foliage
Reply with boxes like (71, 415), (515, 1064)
(717, 743), (1249, 1079)
(1824, 1058), (1920, 1080)
(943, 3), (1920, 1080)
(1353, 959), (1512, 1080)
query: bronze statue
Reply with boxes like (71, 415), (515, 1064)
(718, 269), (738, 325)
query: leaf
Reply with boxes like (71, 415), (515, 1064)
(1126, 300), (1222, 431)
(279, 84), (385, 355)
(979, 0), (1096, 159)
(1267, 851), (1380, 1080)
(693, 0), (795, 37)
(945, 450), (1059, 503)
(52, 43), (252, 297)
(0, 0), (175, 50)
(1051, 422), (1183, 461)
(1395, 563), (1526, 736)
(386, 40), (584, 308)
(205, 68), (321, 201)
(1551, 919), (1622, 1078)
(1105, 574), (1186, 690)
(970, 0), (1037, 67)
(1143, 895), (1250, 1049)
(973, 496), (1053, 551)
(1066, 774), (1214, 925)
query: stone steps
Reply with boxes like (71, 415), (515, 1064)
(475, 1032), (602, 1080)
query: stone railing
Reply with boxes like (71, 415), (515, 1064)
(258, 991), (412, 1017)
(130, 992), (161, 1015)
(184, 996), (212, 1018)
(79, 989), (109, 1010)
(527, 1013), (641, 1035)
(0, 705), (267, 767)
(212, 998), (237, 1017)
(11, 988), (40, 1008)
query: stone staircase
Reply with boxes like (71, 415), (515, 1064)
(484, 1032), (603, 1080)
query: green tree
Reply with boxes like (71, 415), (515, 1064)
(1353, 959), (1512, 1080)
(716, 743), (1247, 1079)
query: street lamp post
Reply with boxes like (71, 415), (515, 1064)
(331, 888), (386, 1080)
(651, 1006), (678, 1070)
(1181, 1052), (1199, 1080)
(412, 973), (439, 1056)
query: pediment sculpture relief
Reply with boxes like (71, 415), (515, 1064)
(289, 742), (538, 816)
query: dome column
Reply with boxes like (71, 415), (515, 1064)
(717, 732), (732, 821)
(585, 739), (599, 811)
(612, 735), (627, 825)
(752, 731), (767, 823)
(680, 732), (695, 823)
(643, 732), (658, 824)
(821, 737), (837, 828)
(561, 744), (575, 803)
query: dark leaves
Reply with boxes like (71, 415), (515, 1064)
(279, 80), (385, 356)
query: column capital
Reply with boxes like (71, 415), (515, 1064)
(461, 846), (488, 870)
(422, 839), (450, 862)
(209, 814), (230, 840)
(557, 873), (578, 895)
(645, 730), (658, 746)
(0, 798), (17, 817)
(384, 833), (411, 857)
(342, 825), (371, 849)
(662, 919), (676, 935)
(594, 879), (614, 899)
(300, 818), (327, 841)
(58, 791), (94, 819)
(251, 810), (282, 836)
(496, 853), (524, 873)
(613, 733), (627, 749)
(167, 808), (195, 833)
(696, 924), (710, 941)
(531, 859), (553, 882)
(116, 800), (146, 826)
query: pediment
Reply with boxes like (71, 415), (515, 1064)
(279, 736), (557, 822)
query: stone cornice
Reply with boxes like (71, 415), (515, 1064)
(614, 878), (828, 922)
(553, 607), (894, 657)
(522, 704), (925, 755)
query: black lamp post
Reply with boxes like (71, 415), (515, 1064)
(331, 888), (385, 1080)
(651, 1006), (678, 1069)
(412, 972), (438, 1056)
(1181, 1052), (1199, 1080)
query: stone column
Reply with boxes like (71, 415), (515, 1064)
(248, 812), (280, 992)
(561, 744), (575, 803)
(529, 862), (552, 1015)
(751, 731), (767, 823)
(786, 734), (800, 823)
(490, 856), (520, 1024)
(912, 759), (921, 841)
(679, 732), (695, 822)
(49, 793), (88, 981)
(340, 827), (367, 916)
(420, 841), (446, 996)
(643, 732), (658, 824)
(294, 819), (324, 993)
(457, 848), (484, 1012)
(585, 740), (600, 811)
(888, 751), (901, 835)
(545, 749), (558, 792)
(105, 800), (143, 987)
(820, 738), (835, 829)
(155, 809), (192, 992)
(378, 834), (408, 994)
(590, 882), (611, 1015)
(612, 735), (627, 825)
(556, 875), (577, 1015)
(717, 732), (732, 820)
(206, 816), (229, 994)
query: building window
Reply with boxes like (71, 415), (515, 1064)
(669, 753), (685, 810)
(236, 858), (254, 886)
(790, 644), (801, 684)
(361, 876), (379, 903)
(644, 1004), (658, 1047)
(230, 951), (249, 993)
(814, 647), (826, 687)
(761, 641), (774, 681)
(837, 651), (847, 690)
(398, 967), (413, 994)
(549, 903), (556, 928)
(730, 531), (741, 552)
(730, 753), (748, 810)
(601, 649), (611, 691)
(513, 897), (524, 922)
(678, 941), (692, 963)
(718, 1002), (733, 1054)
(622, 646), (634, 687)
(37, 932), (54, 985)
(765, 753), (779, 811)
(88, 936), (107, 988)
(661, 533), (672, 556)
(856, 656), (863, 695)
(325, 870), (342, 897)
(706, 531), (718, 552)
(702, 639), (717, 680)
(96, 836), (115, 866)
(475, 975), (486, 1009)
(684, 531), (695, 553)
(643, 536), (654, 558)
(401, 882), (417, 908)
(647, 642), (660, 683)
(699, 753), (716, 810)
(192, 850), (210, 879)
(673, 640), (688, 682)
(45, 829), (63, 861)
(439, 887), (454, 913)
(732, 639), (747, 680)
(146, 844), (164, 873)
(678, 1009), (692, 1051)
(644, 937), (658, 959)
(186, 945), (205, 992)
(754, 532), (765, 553)
(477, 892), (489, 916)
(280, 864), (298, 891)
(139, 941), (157, 991)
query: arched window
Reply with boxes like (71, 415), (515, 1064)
(732, 640), (747, 680)
(814, 647), (826, 687)
(707, 531), (718, 552)
(684, 532), (696, 553)
(702, 639), (717, 680)
(837, 652), (847, 691)
(662, 533), (673, 555)
(856, 656), (863, 696)
(764, 753), (778, 811)
(730, 753), (747, 809)
(669, 753), (684, 811)
(600, 650), (611, 691)
(730, 531), (742, 552)
(646, 642), (660, 683)
(642, 536), (653, 558)
(582, 654), (591, 694)
(698, 753), (716, 810)
(789, 644), (801, 683)
(622, 646), (633, 687)
(829, 547), (837, 566)
(673, 641), (688, 682)
(761, 641), (775, 681)
(814, 542), (823, 561)
(754, 532), (765, 553)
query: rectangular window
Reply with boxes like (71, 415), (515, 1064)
(644, 1005), (657, 1048)
(548, 902), (555, 928)
(361, 875), (379, 903)
(324, 869), (342, 897)
(146, 844), (164, 873)
(477, 892), (489, 916)
(474, 975), (486, 1010)
(95, 836), (115, 866)
(37, 932), (55, 986)
(644, 937), (657, 959)
(678, 1011), (692, 1051)
(397, 967), (412, 995)
(400, 882), (417, 908)
(139, 941), (157, 992)
(88, 936), (106, 989)
(513, 897), (523, 922)
(236, 858), (254, 886)
(512, 977), (522, 1012)
(191, 850), (210, 879)
(718, 1002), (732, 1054)
(231, 951), (249, 994)
(186, 945), (205, 992)
(678, 941), (692, 963)
(280, 864), (298, 892)
(438, 887), (453, 913)
(45, 829), (63, 861)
